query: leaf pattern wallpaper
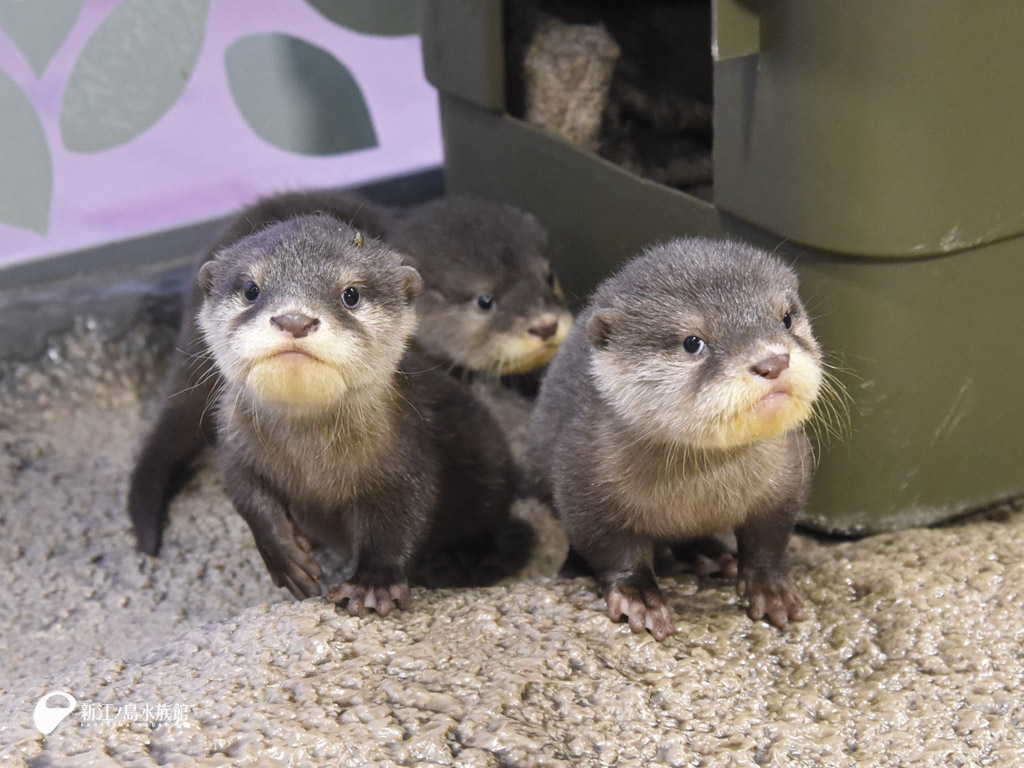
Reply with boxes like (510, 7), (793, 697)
(0, 0), (442, 266)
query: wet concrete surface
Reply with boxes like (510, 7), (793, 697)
(1, 316), (1023, 766)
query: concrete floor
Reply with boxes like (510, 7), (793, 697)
(1, 316), (1023, 766)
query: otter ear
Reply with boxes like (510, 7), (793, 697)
(416, 287), (445, 311)
(588, 310), (617, 350)
(392, 245), (420, 270)
(197, 260), (216, 295)
(398, 265), (422, 304)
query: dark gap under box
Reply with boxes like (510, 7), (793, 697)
(419, 0), (1024, 535)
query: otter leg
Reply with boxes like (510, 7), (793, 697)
(328, 503), (419, 617)
(735, 501), (805, 629)
(223, 462), (323, 599)
(575, 532), (676, 641)
(128, 345), (218, 556)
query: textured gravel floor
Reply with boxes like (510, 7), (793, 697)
(1, 320), (1023, 767)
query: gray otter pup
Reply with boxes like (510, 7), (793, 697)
(198, 214), (515, 612)
(381, 195), (573, 375)
(129, 190), (570, 555)
(529, 238), (823, 640)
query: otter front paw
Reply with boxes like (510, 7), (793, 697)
(737, 571), (805, 629)
(258, 525), (323, 600)
(605, 581), (676, 641)
(329, 580), (411, 618)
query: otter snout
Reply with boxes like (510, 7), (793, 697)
(271, 313), (320, 339)
(528, 318), (560, 341)
(750, 354), (790, 380)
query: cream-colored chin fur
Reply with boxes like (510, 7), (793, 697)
(700, 356), (822, 449)
(482, 313), (573, 374)
(246, 357), (349, 406)
(702, 393), (815, 449)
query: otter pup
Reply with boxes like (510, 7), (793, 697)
(129, 190), (571, 555)
(196, 214), (515, 612)
(529, 238), (824, 640)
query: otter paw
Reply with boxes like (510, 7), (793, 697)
(737, 573), (805, 629)
(329, 581), (411, 618)
(260, 525), (323, 600)
(605, 582), (676, 641)
(672, 537), (738, 579)
(694, 552), (738, 579)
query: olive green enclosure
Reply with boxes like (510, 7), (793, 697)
(419, 0), (1024, 534)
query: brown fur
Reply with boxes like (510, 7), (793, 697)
(128, 190), (568, 555)
(196, 215), (517, 613)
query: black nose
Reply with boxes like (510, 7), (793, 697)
(271, 313), (320, 338)
(750, 354), (790, 380)
(528, 321), (559, 341)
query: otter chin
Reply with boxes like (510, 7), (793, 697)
(707, 369), (822, 449)
(498, 345), (559, 375)
(245, 355), (350, 407)
(465, 310), (574, 375)
(710, 394), (814, 449)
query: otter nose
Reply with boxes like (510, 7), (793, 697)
(271, 313), (320, 338)
(750, 354), (790, 380)
(528, 321), (559, 341)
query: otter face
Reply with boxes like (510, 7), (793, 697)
(396, 198), (573, 375)
(414, 280), (573, 375)
(197, 215), (420, 408)
(588, 239), (823, 449)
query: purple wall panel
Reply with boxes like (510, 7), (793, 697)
(0, 0), (442, 268)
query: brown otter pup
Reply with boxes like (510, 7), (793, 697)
(529, 238), (824, 640)
(129, 190), (571, 555)
(196, 214), (515, 612)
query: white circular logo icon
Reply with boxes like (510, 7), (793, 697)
(32, 691), (77, 735)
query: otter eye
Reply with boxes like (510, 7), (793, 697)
(243, 281), (260, 302)
(477, 294), (495, 312)
(546, 269), (555, 289)
(342, 286), (360, 308)
(682, 336), (705, 355)
(783, 310), (793, 329)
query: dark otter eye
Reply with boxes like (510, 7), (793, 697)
(477, 294), (495, 312)
(243, 281), (260, 302)
(682, 336), (705, 355)
(342, 287), (360, 308)
(546, 269), (555, 289)
(783, 311), (793, 329)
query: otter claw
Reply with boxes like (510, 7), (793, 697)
(606, 582), (676, 641)
(258, 520), (322, 600)
(330, 581), (411, 617)
(695, 552), (738, 579)
(739, 573), (804, 629)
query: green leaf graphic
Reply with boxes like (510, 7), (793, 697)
(0, 0), (83, 77)
(0, 69), (52, 233)
(60, 0), (209, 153)
(304, 0), (417, 37)
(226, 33), (378, 156)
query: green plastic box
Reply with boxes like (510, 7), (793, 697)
(419, 0), (1024, 534)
